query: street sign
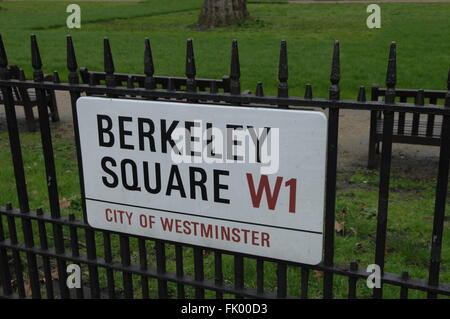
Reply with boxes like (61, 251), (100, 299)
(76, 97), (327, 264)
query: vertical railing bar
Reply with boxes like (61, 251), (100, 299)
(400, 270), (409, 299)
(120, 235), (133, 299)
(69, 213), (83, 299)
(0, 211), (13, 296)
(175, 244), (185, 299)
(373, 42), (397, 299)
(214, 251), (223, 299)
(138, 237), (149, 299)
(373, 102), (394, 300)
(256, 258), (264, 296)
(348, 261), (358, 299)
(300, 267), (309, 299)
(193, 247), (205, 298)
(36, 208), (53, 299)
(30, 35), (69, 299)
(276, 262), (287, 298)
(102, 231), (115, 299)
(68, 35), (101, 298)
(155, 240), (168, 298)
(427, 79), (450, 298)
(234, 254), (244, 299)
(0, 35), (41, 298)
(5, 205), (25, 298)
(323, 40), (341, 299)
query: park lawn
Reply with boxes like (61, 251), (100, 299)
(0, 1), (449, 98)
(0, 1), (449, 298)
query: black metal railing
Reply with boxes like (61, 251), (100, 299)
(0, 34), (449, 299)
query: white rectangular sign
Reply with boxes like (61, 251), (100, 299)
(76, 97), (327, 264)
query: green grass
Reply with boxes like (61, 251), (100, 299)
(0, 1), (449, 98)
(0, 1), (450, 298)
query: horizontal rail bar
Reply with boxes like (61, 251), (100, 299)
(1, 79), (449, 115)
(82, 69), (229, 89)
(376, 87), (447, 99)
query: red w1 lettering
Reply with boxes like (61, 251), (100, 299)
(246, 173), (297, 213)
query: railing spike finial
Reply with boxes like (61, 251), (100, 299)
(66, 35), (79, 84)
(144, 38), (155, 89)
(304, 84), (313, 99)
(278, 40), (288, 96)
(103, 37), (115, 87)
(256, 82), (264, 97)
(386, 41), (397, 89)
(445, 67), (450, 107)
(31, 34), (44, 81)
(230, 39), (241, 95)
(0, 34), (8, 80)
(19, 69), (26, 81)
(329, 40), (340, 100)
(185, 38), (196, 93)
(447, 67), (450, 90)
(385, 41), (397, 103)
(0, 34), (7, 69)
(330, 40), (340, 85)
(186, 38), (196, 78)
(53, 71), (60, 83)
(66, 35), (77, 72)
(144, 38), (154, 76)
(358, 86), (366, 102)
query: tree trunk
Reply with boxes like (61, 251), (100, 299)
(198, 0), (250, 28)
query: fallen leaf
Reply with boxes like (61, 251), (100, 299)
(51, 269), (59, 280)
(338, 207), (348, 218)
(23, 280), (32, 297)
(59, 197), (71, 209)
(335, 221), (345, 233)
(313, 270), (323, 278)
